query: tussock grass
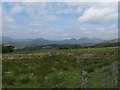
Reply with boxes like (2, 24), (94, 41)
(2, 47), (118, 88)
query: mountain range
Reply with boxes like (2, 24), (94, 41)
(2, 37), (104, 49)
(2, 36), (104, 46)
(2, 36), (119, 49)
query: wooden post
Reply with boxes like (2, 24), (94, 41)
(94, 79), (96, 88)
(112, 64), (117, 88)
(104, 70), (109, 88)
(81, 69), (87, 88)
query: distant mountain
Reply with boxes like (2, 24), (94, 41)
(2, 37), (14, 42)
(2, 37), (33, 42)
(93, 39), (119, 47)
(78, 38), (103, 43)
(2, 36), (104, 49)
(2, 37), (33, 49)
(17, 39), (119, 52)
(30, 37), (104, 45)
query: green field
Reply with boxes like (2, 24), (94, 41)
(2, 47), (118, 88)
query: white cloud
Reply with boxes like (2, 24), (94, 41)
(28, 14), (58, 31)
(46, 2), (83, 15)
(60, 3), (83, 14)
(2, 9), (17, 30)
(95, 25), (118, 39)
(55, 7), (83, 14)
(78, 3), (118, 24)
(2, 2), (118, 40)
(64, 0), (119, 2)
(39, 24), (118, 40)
(10, 3), (24, 14)
(55, 24), (118, 40)
(22, 2), (48, 16)
(2, 0), (119, 2)
(2, 2), (60, 39)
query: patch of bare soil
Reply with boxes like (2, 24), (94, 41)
(80, 53), (103, 60)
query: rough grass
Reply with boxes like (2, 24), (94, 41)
(2, 47), (118, 88)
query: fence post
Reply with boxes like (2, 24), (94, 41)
(104, 70), (109, 88)
(112, 64), (117, 88)
(94, 82), (96, 88)
(81, 69), (87, 88)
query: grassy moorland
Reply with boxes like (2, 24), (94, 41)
(2, 47), (118, 88)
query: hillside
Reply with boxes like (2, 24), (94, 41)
(14, 39), (119, 52)
(91, 39), (119, 47)
(2, 37), (104, 49)
(2, 47), (118, 88)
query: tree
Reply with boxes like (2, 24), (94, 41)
(2, 45), (14, 53)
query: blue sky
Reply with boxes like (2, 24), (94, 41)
(2, 2), (118, 40)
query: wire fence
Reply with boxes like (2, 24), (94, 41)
(52, 74), (81, 88)
(51, 63), (118, 88)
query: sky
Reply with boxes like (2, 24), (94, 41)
(2, 2), (118, 40)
